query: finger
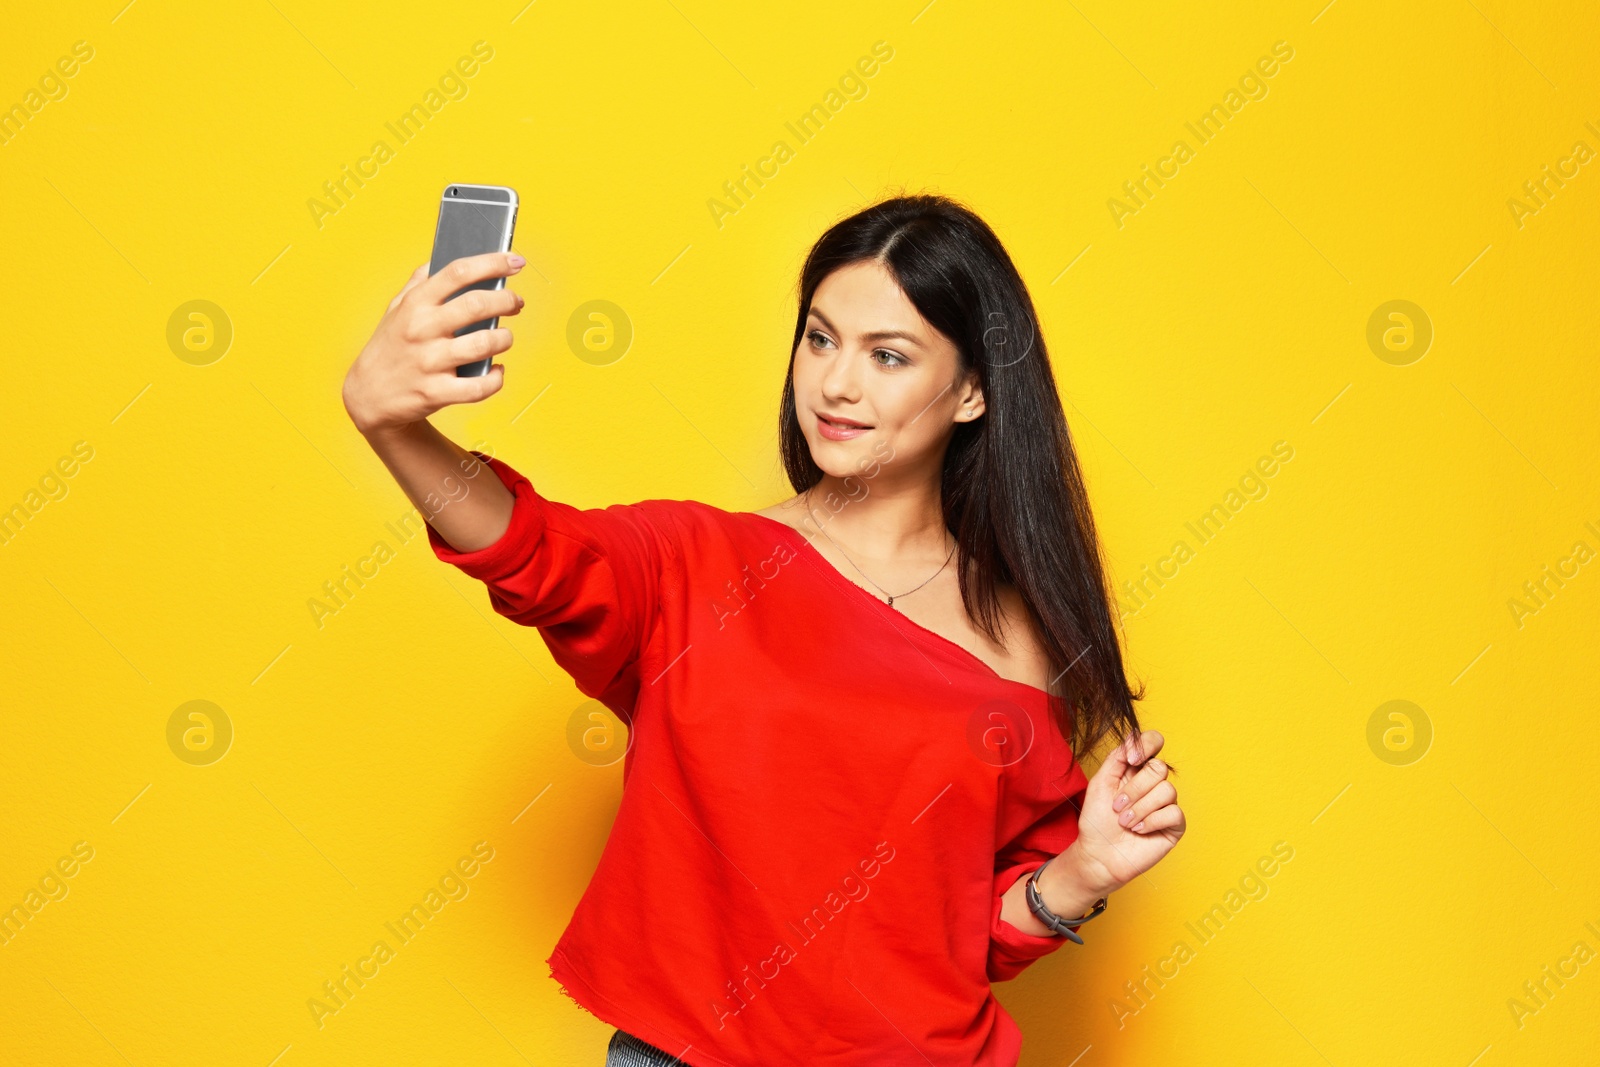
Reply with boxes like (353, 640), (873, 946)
(418, 251), (525, 305)
(1119, 780), (1176, 829)
(1128, 803), (1183, 835)
(389, 262), (431, 310)
(438, 326), (514, 371)
(428, 362), (506, 407)
(435, 286), (524, 335)
(1112, 756), (1169, 813)
(1098, 729), (1140, 784)
(1128, 729), (1165, 767)
(1099, 726), (1158, 786)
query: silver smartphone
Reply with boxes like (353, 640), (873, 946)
(427, 183), (519, 377)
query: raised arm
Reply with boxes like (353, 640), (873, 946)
(341, 251), (526, 552)
(341, 251), (681, 712)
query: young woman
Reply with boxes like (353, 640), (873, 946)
(343, 194), (1184, 1066)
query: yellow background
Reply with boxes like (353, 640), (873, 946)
(3, 1), (1597, 1064)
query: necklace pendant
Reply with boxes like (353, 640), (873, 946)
(886, 595), (896, 607)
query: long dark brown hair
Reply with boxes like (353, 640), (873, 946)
(778, 193), (1147, 762)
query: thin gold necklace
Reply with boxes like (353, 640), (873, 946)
(802, 489), (958, 607)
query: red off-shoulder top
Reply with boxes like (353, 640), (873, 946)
(427, 452), (1090, 1066)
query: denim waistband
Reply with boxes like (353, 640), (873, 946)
(605, 1028), (690, 1066)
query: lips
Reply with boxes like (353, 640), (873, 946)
(815, 412), (872, 441)
(817, 413), (871, 429)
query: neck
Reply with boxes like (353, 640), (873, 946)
(804, 470), (949, 562)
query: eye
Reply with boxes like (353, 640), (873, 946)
(807, 329), (833, 349)
(871, 349), (908, 368)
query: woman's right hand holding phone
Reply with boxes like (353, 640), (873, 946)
(342, 251), (525, 438)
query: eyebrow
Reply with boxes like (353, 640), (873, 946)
(807, 307), (924, 347)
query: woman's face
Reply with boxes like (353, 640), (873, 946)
(792, 259), (984, 483)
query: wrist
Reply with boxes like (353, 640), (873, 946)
(1039, 843), (1118, 916)
(359, 418), (429, 445)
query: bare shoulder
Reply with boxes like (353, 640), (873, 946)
(750, 495), (812, 534)
(991, 581), (1053, 682)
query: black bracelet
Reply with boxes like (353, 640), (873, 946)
(1024, 855), (1108, 944)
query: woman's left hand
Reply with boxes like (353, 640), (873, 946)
(1069, 729), (1186, 894)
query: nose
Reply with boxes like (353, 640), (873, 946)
(818, 343), (862, 403)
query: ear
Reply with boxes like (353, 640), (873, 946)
(956, 374), (985, 422)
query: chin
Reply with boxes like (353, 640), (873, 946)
(808, 439), (877, 478)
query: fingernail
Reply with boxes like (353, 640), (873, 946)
(1114, 793), (1128, 812)
(1133, 820), (1145, 831)
(1119, 809), (1133, 826)
(508, 254), (526, 269)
